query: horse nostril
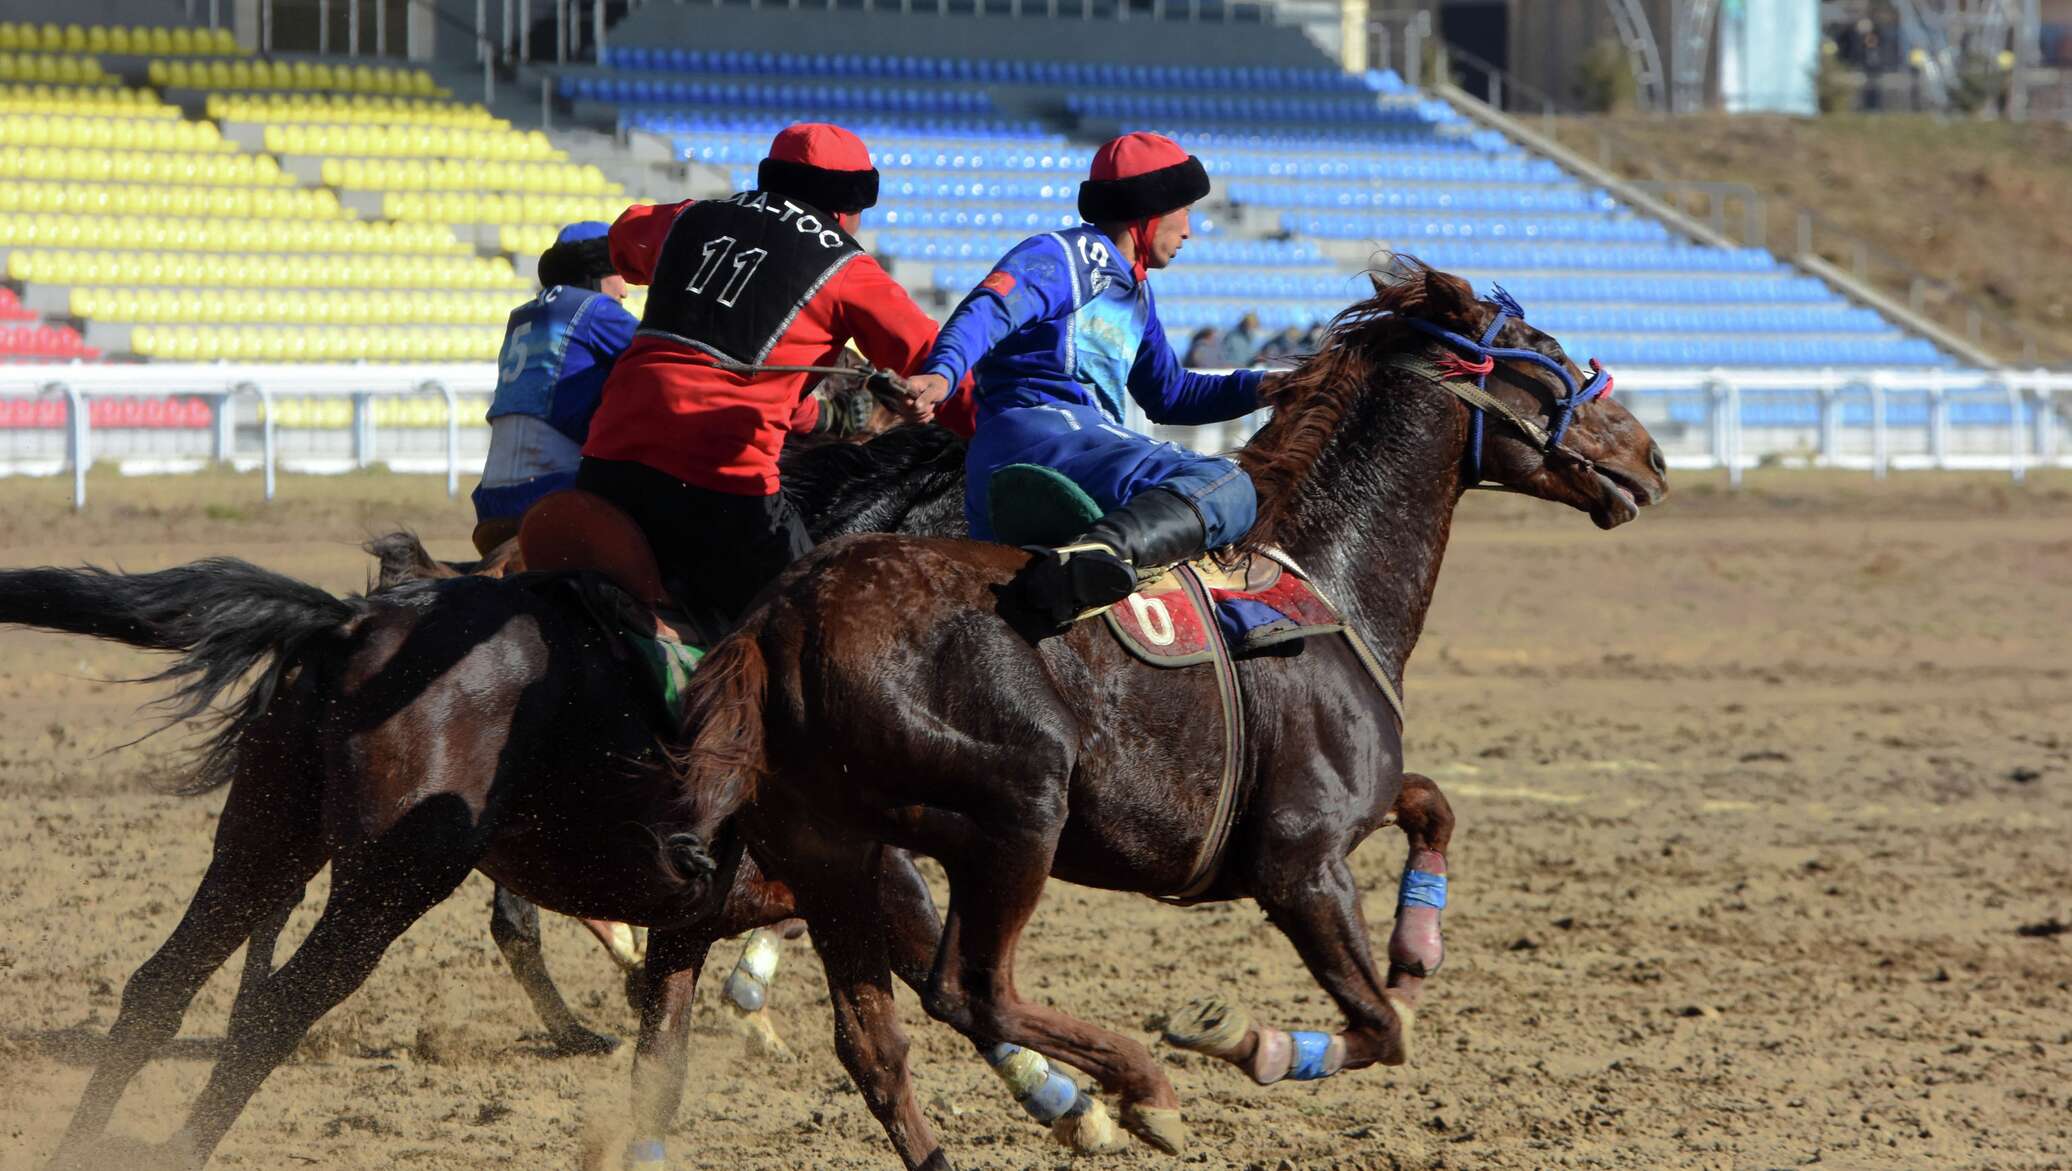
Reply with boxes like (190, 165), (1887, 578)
(1647, 444), (1667, 477)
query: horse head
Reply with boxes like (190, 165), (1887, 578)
(1370, 264), (1667, 528)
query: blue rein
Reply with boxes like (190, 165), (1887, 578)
(1400, 287), (1613, 484)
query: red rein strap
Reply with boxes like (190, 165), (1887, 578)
(1436, 351), (1495, 380)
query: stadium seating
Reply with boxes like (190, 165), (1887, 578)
(0, 21), (1959, 386)
(148, 58), (446, 97)
(126, 324), (503, 362)
(577, 36), (1952, 371)
(0, 323), (97, 360)
(210, 94), (507, 127)
(265, 123), (563, 161)
(0, 32), (659, 365)
(593, 47), (1381, 93)
(0, 214), (467, 254)
(6, 251), (525, 290)
(0, 114), (235, 152)
(0, 22), (241, 55)
(0, 53), (116, 85)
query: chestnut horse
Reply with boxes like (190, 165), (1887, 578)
(662, 266), (1669, 1168)
(0, 425), (973, 1170)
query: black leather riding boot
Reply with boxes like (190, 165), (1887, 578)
(1017, 487), (1210, 626)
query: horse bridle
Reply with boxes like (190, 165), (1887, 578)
(1400, 288), (1614, 486)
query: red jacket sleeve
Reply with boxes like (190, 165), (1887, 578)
(788, 393), (822, 434)
(827, 256), (942, 379)
(608, 200), (689, 286)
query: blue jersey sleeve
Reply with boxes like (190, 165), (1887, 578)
(1125, 294), (1264, 426)
(575, 293), (638, 367)
(922, 234), (1076, 387)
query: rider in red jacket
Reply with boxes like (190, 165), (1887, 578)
(580, 123), (959, 618)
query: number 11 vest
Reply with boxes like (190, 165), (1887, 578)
(635, 190), (865, 366)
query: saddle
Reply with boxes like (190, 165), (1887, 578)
(990, 464), (1404, 903)
(518, 489), (706, 725)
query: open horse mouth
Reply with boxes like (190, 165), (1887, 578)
(1590, 466), (1655, 529)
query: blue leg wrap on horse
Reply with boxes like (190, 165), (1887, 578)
(1399, 869), (1448, 909)
(624, 1138), (667, 1165)
(986, 1043), (1092, 1123)
(1286, 1031), (1335, 1080)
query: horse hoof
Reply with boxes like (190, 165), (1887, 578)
(1162, 995), (1249, 1058)
(600, 922), (647, 969)
(551, 1024), (622, 1057)
(1050, 1097), (1126, 1154)
(733, 1005), (796, 1062)
(1120, 1103), (1189, 1155)
(1381, 992), (1417, 1067)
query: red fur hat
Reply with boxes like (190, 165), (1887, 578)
(1078, 132), (1210, 223)
(758, 123), (880, 214)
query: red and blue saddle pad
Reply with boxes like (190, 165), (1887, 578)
(986, 462), (1346, 663)
(1103, 551), (1345, 668)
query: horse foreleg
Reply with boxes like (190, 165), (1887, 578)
(1384, 772), (1453, 1006)
(489, 885), (619, 1056)
(625, 927), (711, 1170)
(792, 847), (950, 1171)
(626, 856), (798, 1167)
(717, 926), (792, 1059)
(1170, 849), (1409, 1089)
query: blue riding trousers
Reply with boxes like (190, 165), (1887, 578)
(964, 402), (1258, 548)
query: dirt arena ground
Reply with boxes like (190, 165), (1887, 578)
(1, 467), (2068, 1171)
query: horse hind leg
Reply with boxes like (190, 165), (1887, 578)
(488, 885), (620, 1056)
(227, 885), (302, 1032)
(921, 834), (1177, 1155)
(48, 773), (325, 1169)
(874, 847), (1119, 1155)
(165, 802), (479, 1167)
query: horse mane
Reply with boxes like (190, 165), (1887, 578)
(778, 424), (967, 538)
(1236, 261), (1483, 548)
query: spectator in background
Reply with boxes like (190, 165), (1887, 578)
(1252, 324), (1310, 365)
(1222, 311), (1261, 367)
(1184, 326), (1225, 368)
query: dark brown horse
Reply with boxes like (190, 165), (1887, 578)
(0, 425), (972, 1170)
(662, 266), (1669, 1169)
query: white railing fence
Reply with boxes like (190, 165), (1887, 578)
(2, 364), (2070, 510)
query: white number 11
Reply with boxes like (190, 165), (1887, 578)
(688, 235), (767, 308)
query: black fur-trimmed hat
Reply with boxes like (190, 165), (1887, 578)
(1077, 132), (1211, 223)
(757, 122), (880, 214)
(537, 220), (617, 290)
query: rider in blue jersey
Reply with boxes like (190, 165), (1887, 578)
(905, 132), (1270, 624)
(472, 221), (639, 554)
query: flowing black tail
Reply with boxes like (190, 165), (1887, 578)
(0, 558), (363, 792)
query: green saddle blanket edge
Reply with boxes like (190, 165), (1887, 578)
(989, 463), (1104, 547)
(628, 631), (706, 725)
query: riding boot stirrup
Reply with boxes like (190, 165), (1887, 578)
(1017, 488), (1210, 627)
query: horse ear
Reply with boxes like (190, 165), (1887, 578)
(1418, 269), (1480, 326)
(1368, 271), (1387, 297)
